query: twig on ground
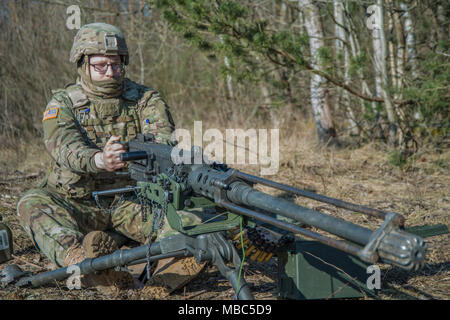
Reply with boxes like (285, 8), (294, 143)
(12, 254), (46, 271)
(0, 202), (16, 210)
(185, 289), (207, 300)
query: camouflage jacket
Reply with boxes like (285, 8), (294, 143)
(41, 78), (176, 198)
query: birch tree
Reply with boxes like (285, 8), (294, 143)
(400, 2), (419, 80)
(369, 0), (397, 145)
(213, 1), (234, 99)
(393, 4), (406, 95)
(343, 2), (382, 138)
(334, 0), (358, 136)
(155, 0), (442, 146)
(387, 6), (397, 89)
(301, 0), (337, 143)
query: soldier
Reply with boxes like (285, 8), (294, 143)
(16, 23), (204, 297)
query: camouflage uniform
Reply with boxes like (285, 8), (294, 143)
(16, 23), (197, 268)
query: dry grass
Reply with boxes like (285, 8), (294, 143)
(0, 121), (448, 300)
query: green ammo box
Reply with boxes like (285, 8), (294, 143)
(277, 239), (375, 300)
(0, 223), (13, 264)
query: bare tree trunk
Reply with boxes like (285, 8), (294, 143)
(387, 5), (397, 89)
(223, 54), (234, 99)
(371, 0), (397, 145)
(343, 2), (382, 139)
(343, 41), (359, 136)
(334, 1), (345, 54)
(300, 0), (337, 144)
(334, 0), (345, 111)
(393, 6), (405, 95)
(280, 1), (288, 29)
(389, 3), (408, 136)
(400, 2), (419, 80)
(335, 0), (359, 136)
(278, 1), (295, 118)
(214, 2), (233, 99)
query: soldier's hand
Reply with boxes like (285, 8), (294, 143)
(94, 136), (126, 172)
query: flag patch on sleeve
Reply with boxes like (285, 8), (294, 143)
(42, 107), (59, 122)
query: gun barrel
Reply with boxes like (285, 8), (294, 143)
(188, 167), (427, 270)
(226, 181), (426, 270)
(227, 181), (372, 246)
(234, 171), (405, 226)
(18, 243), (162, 288)
(217, 200), (364, 257)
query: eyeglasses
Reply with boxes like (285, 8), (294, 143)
(89, 62), (122, 73)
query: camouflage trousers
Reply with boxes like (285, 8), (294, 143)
(16, 187), (195, 267)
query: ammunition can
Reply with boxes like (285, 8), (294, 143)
(0, 223), (13, 264)
(277, 239), (376, 300)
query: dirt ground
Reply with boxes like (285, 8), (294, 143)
(0, 133), (448, 300)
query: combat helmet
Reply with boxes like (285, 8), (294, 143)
(70, 23), (129, 65)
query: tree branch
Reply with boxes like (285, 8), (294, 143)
(271, 47), (412, 105)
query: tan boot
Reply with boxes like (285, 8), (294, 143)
(82, 231), (135, 295)
(82, 230), (118, 258)
(141, 256), (206, 299)
(63, 231), (135, 295)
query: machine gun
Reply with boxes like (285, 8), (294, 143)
(2, 133), (434, 299)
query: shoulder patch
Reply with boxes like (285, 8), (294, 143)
(42, 107), (59, 122)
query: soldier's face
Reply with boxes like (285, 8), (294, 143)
(88, 55), (122, 81)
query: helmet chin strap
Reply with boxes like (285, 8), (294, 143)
(78, 55), (125, 99)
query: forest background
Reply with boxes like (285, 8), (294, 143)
(0, 0), (448, 153)
(0, 0), (448, 300)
